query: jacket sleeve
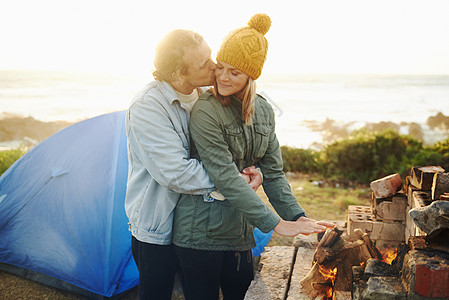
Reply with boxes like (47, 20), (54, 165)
(257, 114), (306, 221)
(189, 100), (281, 233)
(127, 97), (215, 194)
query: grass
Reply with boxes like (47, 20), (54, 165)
(257, 172), (372, 246)
(0, 148), (27, 177)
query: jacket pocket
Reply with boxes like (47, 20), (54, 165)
(253, 124), (270, 159)
(206, 200), (244, 239)
(224, 124), (245, 161)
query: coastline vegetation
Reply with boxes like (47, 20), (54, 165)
(1, 130), (448, 248)
(282, 129), (449, 185)
(0, 147), (27, 177)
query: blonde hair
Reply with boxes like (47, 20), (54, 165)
(152, 29), (204, 83)
(213, 78), (256, 126)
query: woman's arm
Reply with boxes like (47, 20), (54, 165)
(189, 100), (281, 233)
(257, 101), (306, 221)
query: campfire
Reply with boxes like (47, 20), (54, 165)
(298, 166), (449, 300)
(299, 226), (397, 299)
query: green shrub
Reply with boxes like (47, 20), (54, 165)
(430, 138), (449, 170)
(0, 148), (27, 177)
(281, 146), (321, 173)
(280, 130), (447, 185)
(320, 130), (409, 183)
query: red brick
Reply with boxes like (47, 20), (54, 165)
(403, 250), (449, 299)
(370, 173), (403, 199)
(414, 264), (432, 297)
(431, 268), (449, 298)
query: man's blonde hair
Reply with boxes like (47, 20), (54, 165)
(153, 30), (204, 83)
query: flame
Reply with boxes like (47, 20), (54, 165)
(381, 246), (397, 265)
(317, 263), (337, 299)
(318, 264), (337, 283)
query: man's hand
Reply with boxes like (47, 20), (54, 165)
(241, 166), (263, 192)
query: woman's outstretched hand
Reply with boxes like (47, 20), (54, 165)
(273, 217), (335, 237)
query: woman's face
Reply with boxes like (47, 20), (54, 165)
(215, 61), (249, 97)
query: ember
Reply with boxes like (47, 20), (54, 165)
(381, 245), (398, 265)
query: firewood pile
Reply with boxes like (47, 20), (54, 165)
(299, 226), (386, 299)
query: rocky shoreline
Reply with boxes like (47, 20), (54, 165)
(0, 113), (72, 149)
(0, 112), (447, 151)
(303, 112), (449, 149)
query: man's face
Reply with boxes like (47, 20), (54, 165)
(181, 41), (216, 90)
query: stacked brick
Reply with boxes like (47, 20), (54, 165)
(346, 167), (449, 299)
(347, 167), (449, 247)
(346, 173), (406, 247)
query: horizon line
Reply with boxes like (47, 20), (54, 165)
(1, 68), (449, 77)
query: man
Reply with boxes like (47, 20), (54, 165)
(125, 29), (262, 300)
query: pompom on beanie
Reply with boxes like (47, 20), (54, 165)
(216, 13), (271, 80)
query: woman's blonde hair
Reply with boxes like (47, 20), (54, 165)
(213, 78), (256, 126)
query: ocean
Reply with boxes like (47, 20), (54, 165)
(1, 70), (448, 149)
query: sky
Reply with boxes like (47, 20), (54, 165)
(1, 0), (449, 75)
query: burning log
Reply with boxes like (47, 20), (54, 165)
(300, 227), (379, 298)
(353, 228), (383, 261)
(300, 262), (331, 298)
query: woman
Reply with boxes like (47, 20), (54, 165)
(173, 14), (334, 300)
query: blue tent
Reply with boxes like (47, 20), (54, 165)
(0, 110), (272, 299)
(0, 111), (136, 298)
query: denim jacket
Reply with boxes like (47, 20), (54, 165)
(125, 80), (215, 245)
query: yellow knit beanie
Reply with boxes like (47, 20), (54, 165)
(216, 13), (271, 80)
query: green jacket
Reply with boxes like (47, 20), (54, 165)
(172, 92), (305, 251)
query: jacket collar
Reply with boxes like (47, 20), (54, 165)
(158, 81), (179, 105)
(158, 80), (210, 104)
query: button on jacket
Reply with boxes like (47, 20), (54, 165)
(173, 92), (305, 251)
(125, 80), (215, 245)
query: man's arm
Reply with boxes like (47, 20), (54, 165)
(127, 98), (214, 194)
(242, 166), (263, 192)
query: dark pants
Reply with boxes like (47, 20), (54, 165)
(131, 236), (184, 300)
(175, 246), (254, 300)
